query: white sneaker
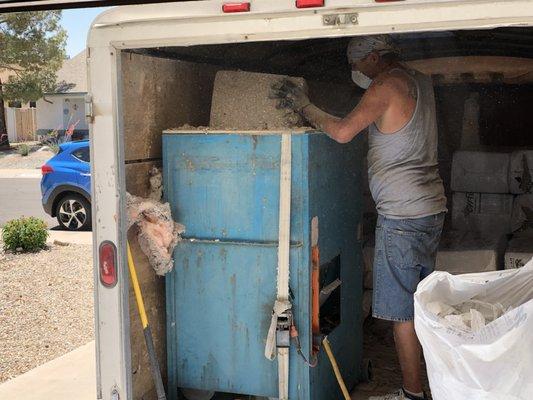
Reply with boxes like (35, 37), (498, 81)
(368, 390), (407, 400)
(368, 389), (425, 400)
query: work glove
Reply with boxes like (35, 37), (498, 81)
(270, 78), (311, 113)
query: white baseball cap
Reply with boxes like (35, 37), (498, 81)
(346, 35), (400, 63)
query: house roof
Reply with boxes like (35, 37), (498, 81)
(55, 50), (87, 93)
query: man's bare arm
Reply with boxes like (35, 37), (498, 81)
(302, 78), (392, 143)
(299, 104), (341, 133)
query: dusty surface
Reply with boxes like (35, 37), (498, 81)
(210, 70), (305, 130)
(121, 52), (219, 162)
(0, 240), (94, 383)
(350, 318), (432, 399)
(0, 147), (54, 170)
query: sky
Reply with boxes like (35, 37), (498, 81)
(60, 7), (110, 58)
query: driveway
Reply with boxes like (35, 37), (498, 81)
(0, 175), (57, 228)
(0, 342), (96, 400)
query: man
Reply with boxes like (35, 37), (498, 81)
(272, 35), (447, 400)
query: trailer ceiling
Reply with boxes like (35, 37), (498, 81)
(132, 28), (533, 84)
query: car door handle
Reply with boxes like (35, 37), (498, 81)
(80, 172), (91, 177)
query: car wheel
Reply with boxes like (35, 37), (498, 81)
(56, 194), (92, 231)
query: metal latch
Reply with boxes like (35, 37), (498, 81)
(322, 13), (358, 26)
(276, 310), (292, 348)
(85, 93), (94, 124)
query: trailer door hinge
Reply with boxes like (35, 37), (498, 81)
(322, 13), (358, 26)
(85, 93), (94, 124)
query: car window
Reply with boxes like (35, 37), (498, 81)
(72, 146), (90, 162)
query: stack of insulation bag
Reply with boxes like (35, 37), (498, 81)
(450, 149), (533, 270)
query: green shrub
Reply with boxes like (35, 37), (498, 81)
(2, 217), (48, 252)
(17, 143), (30, 156)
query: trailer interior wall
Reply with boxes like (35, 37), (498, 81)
(121, 51), (219, 399)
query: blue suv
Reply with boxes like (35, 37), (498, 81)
(41, 140), (91, 231)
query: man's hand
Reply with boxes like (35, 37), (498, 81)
(270, 78), (310, 113)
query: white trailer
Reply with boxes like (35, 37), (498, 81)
(86, 1), (533, 399)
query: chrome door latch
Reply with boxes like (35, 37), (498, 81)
(85, 93), (94, 124)
(322, 13), (359, 26)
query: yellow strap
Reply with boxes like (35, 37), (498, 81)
(127, 241), (149, 329)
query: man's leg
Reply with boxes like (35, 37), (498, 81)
(393, 321), (423, 394)
(371, 213), (444, 400)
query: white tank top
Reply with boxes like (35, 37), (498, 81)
(367, 68), (447, 219)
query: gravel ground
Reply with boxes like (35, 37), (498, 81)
(0, 147), (54, 170)
(0, 240), (94, 383)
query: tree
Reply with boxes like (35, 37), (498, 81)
(0, 11), (66, 149)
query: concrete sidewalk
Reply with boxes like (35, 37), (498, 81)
(0, 341), (96, 400)
(47, 230), (93, 246)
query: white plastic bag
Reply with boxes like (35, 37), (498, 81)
(414, 258), (533, 400)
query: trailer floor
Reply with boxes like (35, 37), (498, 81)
(350, 318), (432, 400)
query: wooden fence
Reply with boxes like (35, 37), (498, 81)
(14, 108), (37, 142)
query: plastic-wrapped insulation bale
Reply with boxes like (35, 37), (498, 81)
(436, 230), (507, 274)
(509, 150), (533, 194)
(505, 231), (533, 269)
(452, 192), (514, 235)
(510, 194), (533, 232)
(451, 150), (510, 193)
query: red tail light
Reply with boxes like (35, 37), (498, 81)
(222, 2), (251, 12)
(99, 241), (117, 288)
(296, 0), (324, 8)
(41, 164), (54, 175)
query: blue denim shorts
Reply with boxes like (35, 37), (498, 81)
(372, 213), (444, 322)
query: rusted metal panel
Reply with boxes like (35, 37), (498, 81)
(163, 131), (364, 399)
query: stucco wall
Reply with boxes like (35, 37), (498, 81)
(63, 97), (88, 130)
(36, 97), (63, 132)
(36, 94), (88, 133)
